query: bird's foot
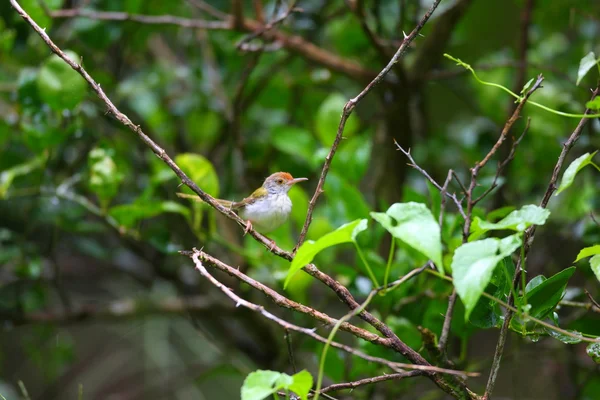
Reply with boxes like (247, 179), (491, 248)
(243, 220), (253, 235)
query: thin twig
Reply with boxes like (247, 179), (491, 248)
(50, 8), (231, 29)
(312, 370), (423, 396)
(473, 118), (531, 205)
(585, 290), (600, 310)
(295, 0), (445, 250)
(186, 0), (228, 19)
(395, 144), (467, 220)
(464, 75), (544, 239)
(236, 0), (300, 50)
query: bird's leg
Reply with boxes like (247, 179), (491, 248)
(243, 220), (253, 235)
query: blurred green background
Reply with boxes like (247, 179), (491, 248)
(0, 0), (599, 399)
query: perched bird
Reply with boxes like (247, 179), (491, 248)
(178, 172), (307, 234)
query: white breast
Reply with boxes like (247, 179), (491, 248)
(239, 194), (292, 233)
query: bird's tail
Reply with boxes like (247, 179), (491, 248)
(176, 193), (234, 208)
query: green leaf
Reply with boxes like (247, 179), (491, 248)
(577, 51), (600, 86)
(523, 267), (576, 319)
(37, 50), (87, 111)
(109, 200), (190, 228)
(284, 219), (367, 288)
(240, 370), (313, 400)
(556, 151), (598, 195)
(591, 254), (600, 283)
(19, 0), (64, 30)
(575, 245), (600, 262)
(524, 275), (546, 293)
(88, 148), (124, 210)
(288, 370), (313, 400)
(452, 235), (522, 320)
(0, 153), (47, 199)
(545, 327), (582, 344)
(587, 343), (600, 364)
(315, 93), (359, 146)
(174, 153), (219, 198)
(271, 126), (317, 164)
(470, 204), (550, 240)
(241, 370), (282, 400)
(586, 97), (600, 110)
(370, 202), (444, 273)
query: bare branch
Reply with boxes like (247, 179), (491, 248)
(189, 250), (474, 378)
(313, 371), (423, 396)
(296, 0), (445, 250)
(237, 0), (300, 50)
(50, 8), (230, 29)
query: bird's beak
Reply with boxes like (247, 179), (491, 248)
(289, 177), (308, 185)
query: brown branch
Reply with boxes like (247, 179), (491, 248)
(473, 118), (531, 205)
(296, 0), (445, 250)
(585, 290), (600, 311)
(50, 7), (377, 81)
(253, 0), (266, 24)
(237, 0), (300, 50)
(9, 295), (224, 325)
(189, 250), (473, 378)
(482, 86), (600, 400)
(181, 249), (385, 345)
(231, 0), (245, 29)
(50, 8), (230, 29)
(312, 370), (423, 396)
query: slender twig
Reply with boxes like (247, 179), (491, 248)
(463, 75), (544, 239)
(585, 290), (600, 310)
(473, 118), (531, 205)
(395, 144), (467, 220)
(295, 0), (445, 250)
(186, 0), (228, 19)
(50, 8), (231, 29)
(236, 0), (300, 50)
(312, 370), (423, 396)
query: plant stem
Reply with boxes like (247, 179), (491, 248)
(354, 243), (380, 288)
(382, 237), (395, 293)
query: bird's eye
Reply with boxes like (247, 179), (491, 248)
(277, 179), (284, 184)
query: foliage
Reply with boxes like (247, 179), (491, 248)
(1, 0), (599, 399)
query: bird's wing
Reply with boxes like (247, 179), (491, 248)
(233, 186), (267, 209)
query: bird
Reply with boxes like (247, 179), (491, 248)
(178, 172), (308, 235)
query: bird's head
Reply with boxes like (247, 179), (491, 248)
(263, 172), (308, 195)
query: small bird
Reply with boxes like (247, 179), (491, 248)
(178, 172), (307, 234)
